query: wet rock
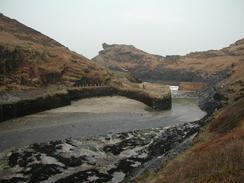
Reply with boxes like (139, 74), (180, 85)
(0, 122), (200, 183)
(31, 141), (62, 156)
(0, 177), (28, 183)
(55, 169), (113, 183)
(25, 164), (62, 182)
(198, 87), (223, 114)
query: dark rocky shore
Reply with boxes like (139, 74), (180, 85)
(0, 86), (218, 183)
(0, 83), (222, 183)
(0, 122), (201, 183)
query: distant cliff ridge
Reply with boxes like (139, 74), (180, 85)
(93, 40), (244, 85)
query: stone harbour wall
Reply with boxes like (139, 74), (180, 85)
(0, 85), (171, 122)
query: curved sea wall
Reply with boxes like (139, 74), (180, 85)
(0, 91), (70, 122)
(0, 86), (171, 122)
(114, 87), (171, 110)
(68, 86), (116, 100)
(68, 86), (171, 110)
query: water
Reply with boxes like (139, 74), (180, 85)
(0, 92), (206, 152)
(169, 85), (179, 96)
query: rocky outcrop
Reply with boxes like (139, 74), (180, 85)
(92, 43), (164, 82)
(198, 87), (225, 115)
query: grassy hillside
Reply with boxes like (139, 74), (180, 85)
(138, 98), (244, 183)
(0, 13), (111, 91)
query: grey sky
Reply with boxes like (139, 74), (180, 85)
(1, 0), (244, 58)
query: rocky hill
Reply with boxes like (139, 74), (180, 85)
(93, 43), (164, 82)
(93, 41), (244, 183)
(93, 40), (244, 83)
(93, 40), (244, 102)
(0, 13), (111, 91)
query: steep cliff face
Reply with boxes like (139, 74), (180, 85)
(0, 14), (111, 90)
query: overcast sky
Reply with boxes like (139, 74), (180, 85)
(1, 0), (244, 58)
